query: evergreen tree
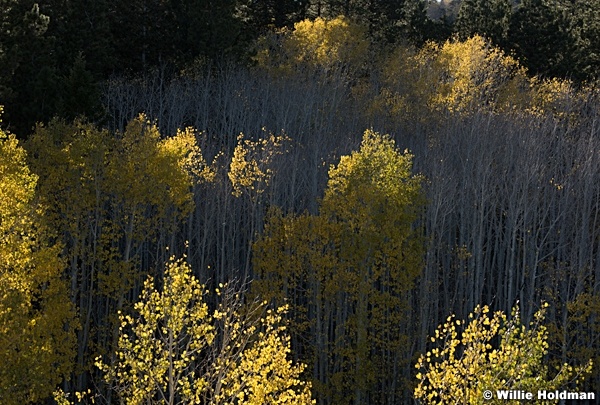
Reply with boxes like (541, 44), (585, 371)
(58, 54), (102, 122)
(39, 0), (115, 77)
(108, 0), (178, 73)
(306, 0), (428, 44)
(570, 0), (600, 80)
(509, 0), (573, 78)
(238, 0), (310, 31)
(0, 1), (52, 134)
(455, 0), (512, 47)
(175, 0), (244, 62)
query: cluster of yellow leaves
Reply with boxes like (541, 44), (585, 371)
(113, 116), (206, 220)
(526, 77), (587, 119)
(255, 21), (586, 124)
(162, 127), (216, 184)
(323, 129), (424, 220)
(53, 388), (95, 405)
(254, 130), (424, 402)
(375, 35), (582, 125)
(96, 256), (214, 404)
(378, 36), (527, 120)
(95, 256), (313, 405)
(547, 292), (600, 390)
(26, 116), (211, 299)
(21, 116), (212, 403)
(254, 16), (369, 77)
(228, 132), (287, 198)
(0, 124), (75, 404)
(431, 37), (525, 113)
(414, 304), (592, 404)
(215, 306), (313, 405)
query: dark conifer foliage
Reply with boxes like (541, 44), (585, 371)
(238, 0), (310, 30)
(570, 0), (600, 80)
(2, 0), (600, 136)
(509, 0), (573, 78)
(0, 0), (50, 133)
(455, 0), (512, 46)
(305, 0), (428, 43)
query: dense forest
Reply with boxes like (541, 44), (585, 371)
(2, 0), (600, 404)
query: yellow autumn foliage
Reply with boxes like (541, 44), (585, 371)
(0, 123), (75, 404)
(95, 256), (313, 405)
(228, 132), (287, 198)
(254, 130), (424, 403)
(548, 292), (600, 392)
(378, 36), (529, 122)
(25, 116), (212, 395)
(254, 16), (369, 77)
(375, 35), (584, 126)
(414, 304), (592, 404)
(26, 116), (210, 298)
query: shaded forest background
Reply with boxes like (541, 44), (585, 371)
(2, 0), (600, 134)
(2, 0), (600, 404)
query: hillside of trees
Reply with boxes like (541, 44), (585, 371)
(2, 1), (600, 404)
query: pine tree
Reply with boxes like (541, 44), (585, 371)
(455, 0), (512, 47)
(0, 1), (53, 134)
(570, 0), (600, 80)
(508, 0), (573, 78)
(305, 0), (428, 44)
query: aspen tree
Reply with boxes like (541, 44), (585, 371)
(415, 304), (591, 405)
(26, 116), (208, 392)
(379, 35), (528, 120)
(254, 16), (369, 78)
(254, 129), (425, 404)
(96, 256), (314, 405)
(0, 120), (75, 404)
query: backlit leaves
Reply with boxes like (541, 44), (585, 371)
(229, 132), (287, 198)
(254, 16), (369, 77)
(415, 304), (592, 404)
(97, 256), (314, 405)
(254, 129), (424, 402)
(0, 125), (75, 404)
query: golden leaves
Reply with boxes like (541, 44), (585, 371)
(97, 256), (214, 405)
(97, 255), (314, 405)
(229, 131), (287, 198)
(26, 116), (212, 301)
(254, 16), (369, 78)
(285, 17), (369, 72)
(0, 127), (75, 404)
(377, 35), (528, 123)
(375, 35), (582, 125)
(414, 304), (592, 404)
(253, 129), (424, 402)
